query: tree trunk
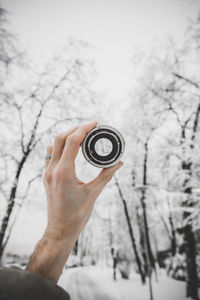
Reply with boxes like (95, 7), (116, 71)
(166, 196), (177, 256)
(140, 141), (155, 270)
(184, 213), (199, 300)
(182, 164), (199, 300)
(0, 103), (45, 262)
(168, 212), (176, 256)
(111, 247), (117, 281)
(0, 155), (27, 261)
(136, 205), (148, 276)
(115, 178), (146, 284)
(181, 102), (200, 299)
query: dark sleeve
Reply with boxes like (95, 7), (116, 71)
(0, 267), (70, 300)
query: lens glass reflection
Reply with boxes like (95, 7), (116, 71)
(94, 138), (113, 156)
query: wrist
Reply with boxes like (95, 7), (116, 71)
(45, 216), (82, 244)
(26, 227), (77, 283)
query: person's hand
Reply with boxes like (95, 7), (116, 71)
(44, 121), (123, 241)
(26, 121), (123, 282)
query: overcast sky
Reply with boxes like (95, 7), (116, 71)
(3, 0), (197, 99)
(2, 0), (199, 254)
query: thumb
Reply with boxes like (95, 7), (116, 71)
(87, 161), (123, 198)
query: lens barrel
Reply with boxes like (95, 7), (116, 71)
(82, 125), (125, 168)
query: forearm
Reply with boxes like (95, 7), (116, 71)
(26, 228), (77, 283)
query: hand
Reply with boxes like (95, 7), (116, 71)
(26, 121), (123, 282)
(44, 121), (123, 240)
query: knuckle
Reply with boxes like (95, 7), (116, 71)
(104, 172), (113, 182)
(54, 165), (70, 182)
(80, 127), (87, 136)
(54, 134), (64, 143)
(46, 145), (52, 152)
(67, 135), (78, 145)
(44, 170), (53, 184)
(54, 167), (64, 181)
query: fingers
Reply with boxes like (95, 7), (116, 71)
(59, 121), (97, 167)
(45, 145), (53, 168)
(86, 161), (123, 199)
(50, 127), (79, 167)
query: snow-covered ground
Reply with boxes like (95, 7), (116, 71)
(59, 266), (187, 300)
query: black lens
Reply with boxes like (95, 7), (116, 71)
(82, 125), (125, 168)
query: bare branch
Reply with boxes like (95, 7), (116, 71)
(191, 101), (200, 143)
(31, 116), (88, 150)
(173, 72), (200, 89)
(16, 105), (25, 153)
(150, 88), (182, 127)
(1, 173), (42, 252)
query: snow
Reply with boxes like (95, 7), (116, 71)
(59, 266), (187, 300)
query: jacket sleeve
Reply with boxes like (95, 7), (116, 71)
(0, 267), (70, 300)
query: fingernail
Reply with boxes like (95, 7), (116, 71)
(87, 120), (97, 126)
(116, 161), (123, 169)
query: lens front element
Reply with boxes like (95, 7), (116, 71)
(82, 125), (125, 168)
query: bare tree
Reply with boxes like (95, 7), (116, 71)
(150, 54), (200, 299)
(0, 38), (97, 261)
(114, 177), (146, 284)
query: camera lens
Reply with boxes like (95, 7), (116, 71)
(82, 125), (125, 168)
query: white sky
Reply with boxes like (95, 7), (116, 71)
(2, 0), (199, 255)
(3, 0), (197, 99)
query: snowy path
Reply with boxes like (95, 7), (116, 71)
(59, 266), (120, 300)
(59, 266), (187, 300)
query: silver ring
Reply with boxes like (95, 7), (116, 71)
(45, 154), (52, 159)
